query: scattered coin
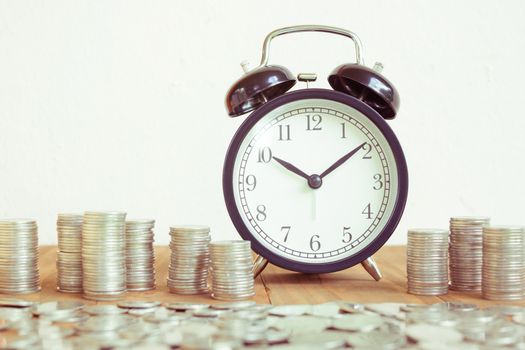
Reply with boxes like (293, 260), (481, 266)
(117, 300), (160, 309)
(338, 302), (365, 314)
(406, 323), (463, 344)
(32, 301), (84, 317)
(270, 305), (311, 317)
(211, 301), (256, 310)
(346, 330), (406, 349)
(289, 331), (348, 349)
(84, 305), (127, 315)
(0, 298), (35, 308)
(164, 302), (209, 312)
(0, 300), (522, 348)
(331, 313), (384, 332)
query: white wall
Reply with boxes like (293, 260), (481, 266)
(0, 0), (524, 245)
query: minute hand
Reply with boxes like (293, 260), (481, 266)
(320, 142), (367, 179)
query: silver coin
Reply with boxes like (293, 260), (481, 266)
(331, 313), (384, 332)
(117, 301), (160, 309)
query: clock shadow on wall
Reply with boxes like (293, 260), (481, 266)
(223, 25), (408, 281)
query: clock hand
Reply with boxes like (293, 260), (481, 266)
(272, 156), (310, 180)
(320, 142), (367, 179)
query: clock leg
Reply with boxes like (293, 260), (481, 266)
(253, 255), (269, 278)
(361, 257), (382, 281)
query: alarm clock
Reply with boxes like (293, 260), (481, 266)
(223, 25), (408, 280)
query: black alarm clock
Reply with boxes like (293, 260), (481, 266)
(223, 25), (408, 280)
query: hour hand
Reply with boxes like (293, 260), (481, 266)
(273, 156), (310, 180)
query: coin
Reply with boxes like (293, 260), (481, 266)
(82, 211), (127, 300)
(126, 219), (155, 291)
(482, 225), (525, 301)
(0, 298), (35, 308)
(56, 213), (83, 293)
(167, 225), (210, 295)
(0, 300), (523, 348)
(449, 216), (490, 292)
(406, 228), (449, 296)
(117, 300), (160, 309)
(0, 219), (40, 294)
(210, 240), (255, 301)
(331, 313), (384, 332)
(406, 323), (463, 344)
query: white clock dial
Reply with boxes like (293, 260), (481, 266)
(231, 98), (399, 264)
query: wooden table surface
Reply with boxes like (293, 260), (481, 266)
(2, 246), (522, 307)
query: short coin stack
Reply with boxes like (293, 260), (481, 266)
(407, 229), (449, 296)
(449, 216), (490, 292)
(167, 225), (210, 294)
(56, 213), (83, 293)
(125, 219), (155, 291)
(0, 219), (40, 294)
(82, 211), (127, 301)
(210, 240), (255, 300)
(482, 226), (525, 301)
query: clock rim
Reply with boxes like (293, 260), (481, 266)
(223, 88), (408, 273)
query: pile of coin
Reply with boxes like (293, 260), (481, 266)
(210, 240), (255, 300)
(82, 211), (127, 301)
(0, 219), (40, 294)
(407, 229), (449, 296)
(449, 216), (490, 292)
(167, 225), (210, 294)
(482, 225), (525, 301)
(125, 219), (155, 291)
(56, 213), (83, 293)
(1, 299), (525, 348)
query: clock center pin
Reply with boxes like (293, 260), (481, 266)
(308, 174), (323, 189)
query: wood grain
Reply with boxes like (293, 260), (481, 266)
(0, 246), (522, 307)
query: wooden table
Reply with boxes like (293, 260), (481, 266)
(3, 246), (521, 307)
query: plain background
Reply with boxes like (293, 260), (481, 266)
(0, 0), (524, 246)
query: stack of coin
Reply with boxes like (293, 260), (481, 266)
(407, 229), (449, 296)
(449, 216), (490, 292)
(210, 240), (255, 300)
(482, 226), (525, 301)
(125, 219), (155, 291)
(82, 211), (127, 301)
(56, 213), (83, 293)
(167, 225), (210, 294)
(0, 219), (40, 294)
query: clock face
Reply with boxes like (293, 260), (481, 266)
(224, 89), (407, 272)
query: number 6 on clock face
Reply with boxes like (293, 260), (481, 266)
(223, 89), (408, 273)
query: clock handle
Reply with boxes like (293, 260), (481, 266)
(361, 257), (382, 281)
(252, 254), (269, 278)
(259, 25), (364, 67)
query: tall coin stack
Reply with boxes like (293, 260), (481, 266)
(449, 216), (490, 292)
(407, 229), (449, 296)
(210, 240), (255, 300)
(482, 226), (525, 301)
(125, 219), (155, 291)
(82, 211), (127, 301)
(167, 225), (210, 294)
(56, 213), (83, 293)
(0, 219), (40, 294)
